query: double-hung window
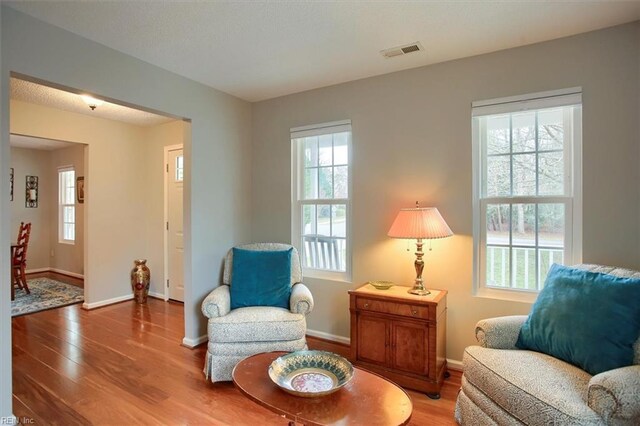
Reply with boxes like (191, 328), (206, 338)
(291, 120), (352, 281)
(58, 166), (76, 244)
(472, 88), (582, 301)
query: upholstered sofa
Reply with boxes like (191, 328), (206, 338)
(455, 264), (640, 425)
(201, 243), (314, 382)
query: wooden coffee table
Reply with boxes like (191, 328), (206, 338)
(232, 351), (413, 426)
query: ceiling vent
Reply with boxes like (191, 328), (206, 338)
(381, 42), (424, 59)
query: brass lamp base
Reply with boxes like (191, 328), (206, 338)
(408, 285), (431, 296)
(407, 238), (432, 296)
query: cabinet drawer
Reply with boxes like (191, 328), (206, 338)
(356, 297), (429, 320)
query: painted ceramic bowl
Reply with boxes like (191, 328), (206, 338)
(268, 350), (354, 397)
(368, 280), (394, 290)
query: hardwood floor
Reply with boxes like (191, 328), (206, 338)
(12, 299), (461, 425)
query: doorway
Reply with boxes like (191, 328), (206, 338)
(164, 145), (184, 302)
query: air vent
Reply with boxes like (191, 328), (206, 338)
(381, 42), (424, 59)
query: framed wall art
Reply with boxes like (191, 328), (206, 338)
(77, 176), (85, 203)
(25, 175), (38, 208)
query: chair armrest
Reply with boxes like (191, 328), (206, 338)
(201, 285), (231, 319)
(290, 283), (314, 315)
(475, 315), (528, 349)
(588, 365), (640, 424)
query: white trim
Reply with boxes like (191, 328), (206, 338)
(148, 291), (165, 300)
(446, 358), (463, 372)
(164, 144), (183, 303)
(472, 87), (582, 116)
(50, 268), (84, 279)
(289, 120), (351, 133)
(24, 267), (50, 274)
(25, 267), (84, 279)
(82, 293), (133, 310)
(306, 329), (350, 345)
(182, 335), (207, 348)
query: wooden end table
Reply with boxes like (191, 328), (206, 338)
(232, 351), (413, 426)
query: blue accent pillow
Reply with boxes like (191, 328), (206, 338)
(516, 264), (640, 375)
(230, 248), (292, 310)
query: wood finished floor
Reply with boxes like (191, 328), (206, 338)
(12, 297), (461, 425)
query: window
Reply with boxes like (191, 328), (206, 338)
(472, 88), (582, 301)
(176, 155), (184, 182)
(291, 120), (351, 281)
(58, 167), (75, 244)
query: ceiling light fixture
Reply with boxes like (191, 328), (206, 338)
(80, 95), (104, 111)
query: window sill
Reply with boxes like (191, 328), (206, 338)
(58, 240), (75, 246)
(303, 268), (351, 284)
(474, 286), (538, 304)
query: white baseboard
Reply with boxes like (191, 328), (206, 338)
(148, 291), (166, 300)
(50, 268), (84, 279)
(306, 329), (350, 345)
(25, 267), (50, 274)
(83, 294), (133, 310)
(26, 267), (84, 279)
(182, 335), (207, 348)
(447, 358), (463, 371)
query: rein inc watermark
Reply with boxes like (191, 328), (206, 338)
(1, 417), (34, 424)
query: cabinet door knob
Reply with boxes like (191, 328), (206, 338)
(364, 303), (369, 308)
(412, 310), (418, 316)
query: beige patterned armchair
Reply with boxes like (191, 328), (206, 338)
(455, 265), (640, 425)
(201, 243), (314, 382)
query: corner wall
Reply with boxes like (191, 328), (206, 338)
(48, 144), (85, 275)
(250, 22), (640, 364)
(1, 6), (252, 416)
(10, 147), (52, 270)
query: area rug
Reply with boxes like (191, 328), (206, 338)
(11, 278), (84, 317)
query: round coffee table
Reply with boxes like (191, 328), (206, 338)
(232, 351), (413, 426)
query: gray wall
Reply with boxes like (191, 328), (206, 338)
(0, 6), (252, 417)
(251, 22), (640, 364)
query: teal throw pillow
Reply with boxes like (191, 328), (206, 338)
(230, 248), (292, 310)
(516, 264), (640, 375)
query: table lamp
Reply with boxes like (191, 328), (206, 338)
(388, 202), (453, 295)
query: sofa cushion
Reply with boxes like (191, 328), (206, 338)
(463, 346), (604, 425)
(516, 264), (640, 375)
(207, 306), (306, 343)
(230, 247), (292, 310)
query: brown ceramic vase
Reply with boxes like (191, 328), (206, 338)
(131, 259), (151, 304)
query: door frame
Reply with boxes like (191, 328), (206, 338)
(163, 143), (183, 302)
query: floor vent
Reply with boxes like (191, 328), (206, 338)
(381, 42), (424, 59)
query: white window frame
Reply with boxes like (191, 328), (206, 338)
(291, 120), (352, 282)
(58, 166), (76, 244)
(472, 88), (582, 303)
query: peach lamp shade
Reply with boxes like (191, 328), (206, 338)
(387, 207), (453, 240)
(387, 203), (453, 296)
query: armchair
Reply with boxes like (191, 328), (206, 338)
(201, 243), (314, 382)
(455, 265), (640, 425)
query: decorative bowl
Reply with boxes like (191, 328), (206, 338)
(368, 280), (394, 290)
(268, 350), (354, 397)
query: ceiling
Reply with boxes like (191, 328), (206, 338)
(10, 134), (79, 151)
(7, 2), (640, 102)
(10, 78), (174, 127)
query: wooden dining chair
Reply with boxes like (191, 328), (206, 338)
(11, 222), (31, 301)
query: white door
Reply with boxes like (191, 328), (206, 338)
(167, 147), (184, 302)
